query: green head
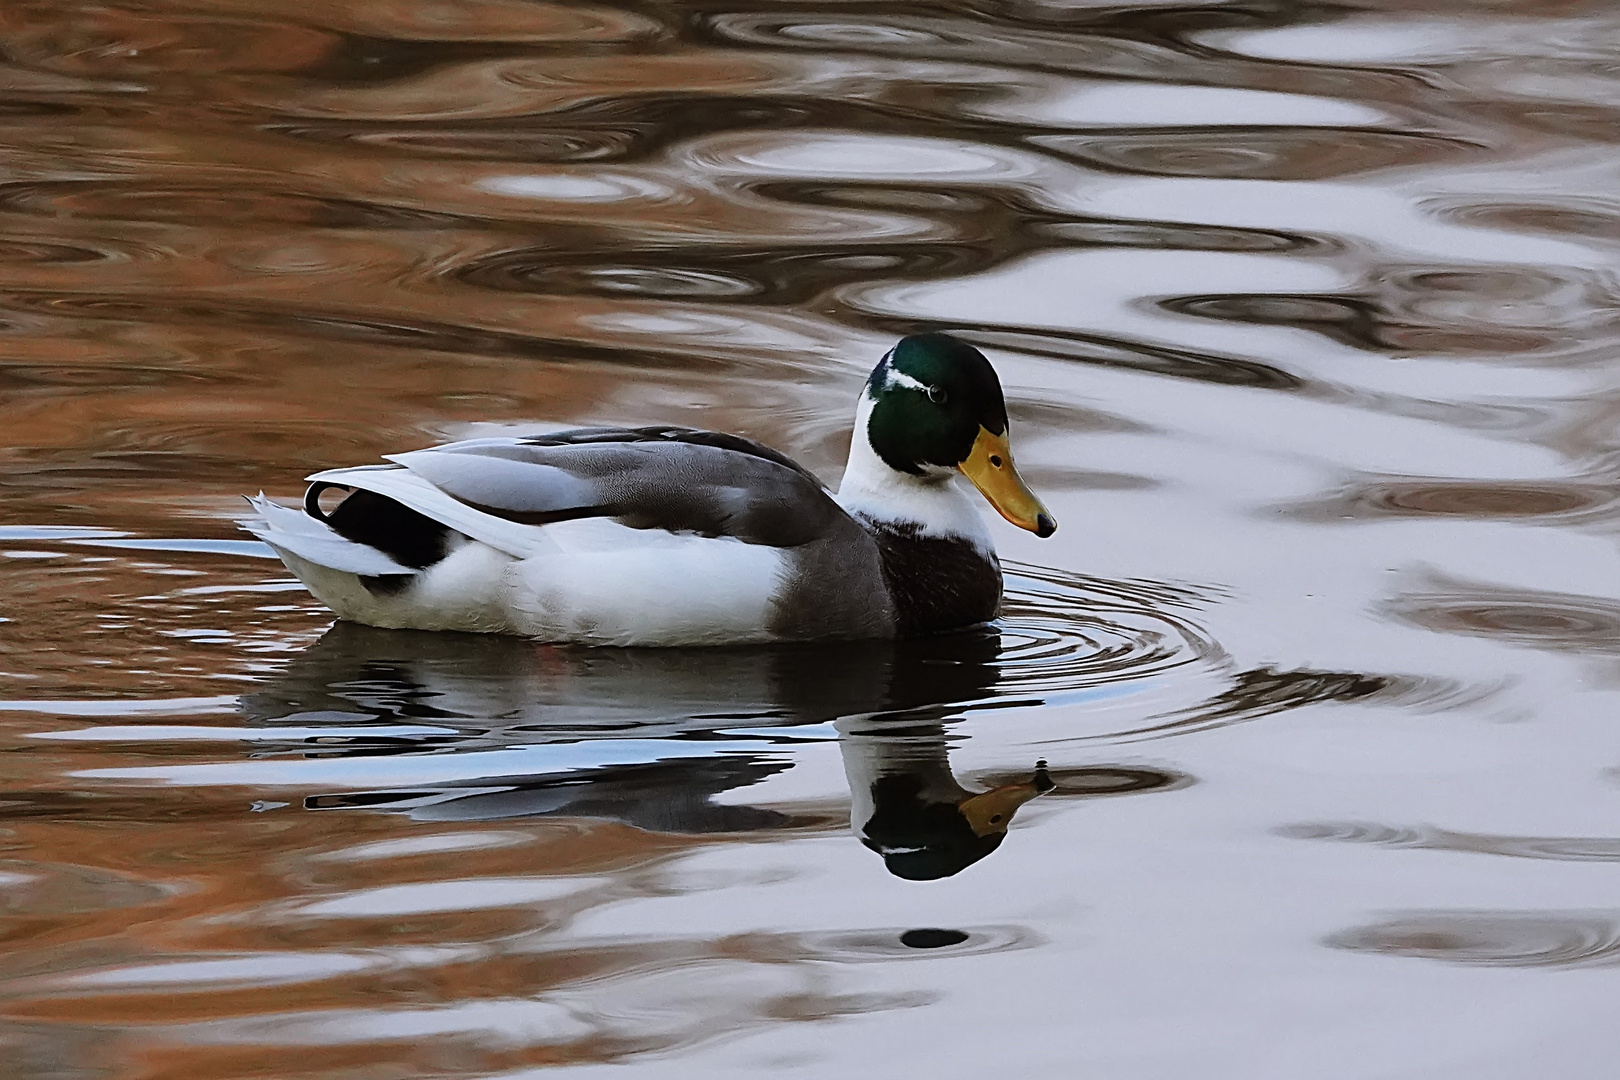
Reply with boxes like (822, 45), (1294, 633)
(864, 333), (1057, 537)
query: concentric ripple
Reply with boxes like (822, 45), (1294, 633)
(1327, 912), (1620, 969)
(996, 563), (1222, 705)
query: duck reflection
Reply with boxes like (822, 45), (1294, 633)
(242, 623), (1051, 877)
(841, 716), (1053, 879)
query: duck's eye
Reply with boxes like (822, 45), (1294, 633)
(926, 384), (946, 404)
(990, 814), (1003, 823)
(989, 454), (1003, 468)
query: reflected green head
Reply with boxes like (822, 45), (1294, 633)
(864, 333), (1009, 476)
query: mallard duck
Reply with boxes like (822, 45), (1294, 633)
(243, 332), (1055, 645)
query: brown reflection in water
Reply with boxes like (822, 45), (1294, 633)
(1118, 665), (1405, 740)
(1444, 199), (1620, 245)
(1281, 821), (1620, 862)
(1327, 911), (1620, 969)
(1390, 577), (1620, 655)
(1165, 265), (1608, 357)
(1281, 477), (1614, 524)
(0, 806), (919, 1075)
(1034, 128), (1472, 182)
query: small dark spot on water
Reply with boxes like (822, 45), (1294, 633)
(901, 928), (969, 949)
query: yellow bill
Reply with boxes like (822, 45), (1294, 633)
(958, 781), (1047, 837)
(957, 427), (1056, 537)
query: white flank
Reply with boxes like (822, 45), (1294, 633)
(835, 392), (994, 552)
(505, 518), (786, 646)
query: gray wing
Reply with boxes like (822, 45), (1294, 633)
(362, 426), (844, 548)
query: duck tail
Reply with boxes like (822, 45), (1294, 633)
(238, 493), (415, 577)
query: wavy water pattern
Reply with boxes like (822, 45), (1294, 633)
(3, 0), (1620, 1074)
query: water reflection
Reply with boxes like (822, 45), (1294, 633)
(241, 623), (1047, 877)
(234, 592), (1196, 878)
(5, 0), (1620, 1070)
(1281, 821), (1620, 863)
(1328, 912), (1620, 970)
(840, 716), (1052, 879)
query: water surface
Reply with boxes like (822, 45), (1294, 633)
(2, 0), (1619, 1076)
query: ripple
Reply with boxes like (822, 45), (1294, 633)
(456, 246), (986, 305)
(976, 764), (1191, 798)
(798, 924), (1039, 962)
(2, 4), (339, 77)
(306, 0), (664, 45)
(1284, 479), (1611, 523)
(479, 173), (670, 203)
(703, 11), (1179, 76)
(1281, 821), (1620, 862)
(265, 123), (636, 163)
(1116, 665), (1428, 740)
(0, 237), (117, 265)
(0, 182), (463, 229)
(226, 564), (1219, 744)
(1327, 912), (1620, 968)
(691, 132), (1041, 184)
(1390, 578), (1620, 654)
(1441, 198), (1620, 244)
(923, 326), (1305, 391)
(1032, 130), (1470, 181)
(996, 565), (1219, 705)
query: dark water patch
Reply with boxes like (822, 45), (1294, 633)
(701, 10), (1186, 75)
(976, 764), (1191, 798)
(1, 3), (341, 78)
(0, 789), (261, 825)
(0, 290), (737, 373)
(265, 121), (638, 163)
(1167, 263), (1611, 358)
(1116, 666), (1435, 741)
(1282, 478), (1612, 523)
(0, 238), (122, 266)
(300, 33), (483, 86)
(1165, 291), (1388, 351)
(0, 362), (253, 392)
(1390, 578), (1620, 654)
(1377, 267), (1604, 355)
(5, 420), (389, 483)
(759, 178), (1321, 256)
(0, 182), (466, 230)
(799, 924), (1038, 962)
(1038, 217), (1317, 253)
(1327, 912), (1620, 969)
(900, 928), (969, 949)
(1441, 198), (1620, 244)
(1281, 821), (1620, 862)
(456, 244), (989, 305)
(1034, 128), (1473, 181)
(304, 756), (800, 834)
(938, 326), (1306, 391)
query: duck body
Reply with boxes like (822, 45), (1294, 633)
(243, 334), (1053, 646)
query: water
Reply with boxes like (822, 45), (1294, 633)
(1, 0), (1618, 1074)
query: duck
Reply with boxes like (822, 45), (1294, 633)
(242, 332), (1056, 646)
